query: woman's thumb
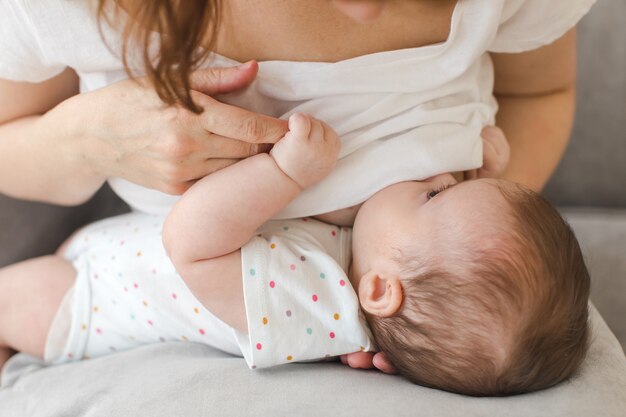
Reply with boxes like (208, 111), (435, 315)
(190, 60), (258, 96)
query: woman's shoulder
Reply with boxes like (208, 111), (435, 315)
(489, 0), (596, 53)
(2, 0), (100, 31)
(0, 0), (122, 82)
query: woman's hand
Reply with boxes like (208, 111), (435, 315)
(56, 61), (288, 196)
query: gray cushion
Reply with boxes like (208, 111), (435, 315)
(2, 208), (626, 416)
(1, 305), (624, 417)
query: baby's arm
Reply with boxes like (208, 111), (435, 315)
(163, 114), (340, 330)
(164, 114), (339, 262)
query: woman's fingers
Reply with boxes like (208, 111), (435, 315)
(200, 133), (274, 159)
(189, 62), (289, 144)
(191, 61), (288, 143)
(198, 98), (289, 144)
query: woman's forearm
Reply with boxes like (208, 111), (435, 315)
(0, 107), (106, 205)
(0, 64), (289, 207)
(495, 85), (575, 192)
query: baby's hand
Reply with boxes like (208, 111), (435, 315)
(339, 351), (398, 374)
(270, 113), (341, 189)
(465, 126), (511, 180)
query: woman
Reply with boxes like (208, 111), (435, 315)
(0, 0), (595, 371)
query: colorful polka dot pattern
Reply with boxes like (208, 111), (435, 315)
(50, 212), (259, 363)
(240, 218), (373, 369)
(49, 213), (372, 369)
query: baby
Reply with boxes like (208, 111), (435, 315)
(0, 114), (590, 397)
(162, 113), (590, 395)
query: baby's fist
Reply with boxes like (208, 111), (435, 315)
(465, 126), (511, 180)
(270, 113), (341, 189)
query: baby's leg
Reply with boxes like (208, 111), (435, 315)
(0, 255), (75, 369)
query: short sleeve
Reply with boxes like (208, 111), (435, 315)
(489, 0), (596, 53)
(236, 234), (372, 369)
(0, 0), (66, 82)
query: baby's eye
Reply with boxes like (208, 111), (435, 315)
(426, 183), (452, 200)
(427, 190), (441, 200)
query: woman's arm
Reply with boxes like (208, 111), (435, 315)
(491, 29), (577, 192)
(0, 69), (101, 204)
(0, 68), (79, 123)
(0, 62), (289, 206)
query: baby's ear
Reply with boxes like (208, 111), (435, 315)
(358, 271), (403, 318)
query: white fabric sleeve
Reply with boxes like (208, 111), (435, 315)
(236, 235), (373, 369)
(0, 0), (66, 82)
(489, 0), (596, 53)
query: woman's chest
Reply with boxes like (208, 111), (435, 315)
(213, 0), (458, 63)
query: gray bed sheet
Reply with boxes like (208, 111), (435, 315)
(1, 306), (625, 417)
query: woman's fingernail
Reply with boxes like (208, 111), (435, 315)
(237, 61), (254, 71)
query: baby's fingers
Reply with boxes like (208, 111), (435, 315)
(308, 117), (325, 142)
(341, 352), (376, 369)
(372, 352), (398, 374)
(288, 113), (312, 138)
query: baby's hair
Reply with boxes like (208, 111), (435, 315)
(369, 181), (590, 396)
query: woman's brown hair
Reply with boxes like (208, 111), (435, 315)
(97, 0), (222, 113)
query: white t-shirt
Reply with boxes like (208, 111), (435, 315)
(0, 0), (596, 218)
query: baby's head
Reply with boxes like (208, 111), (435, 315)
(350, 175), (590, 396)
